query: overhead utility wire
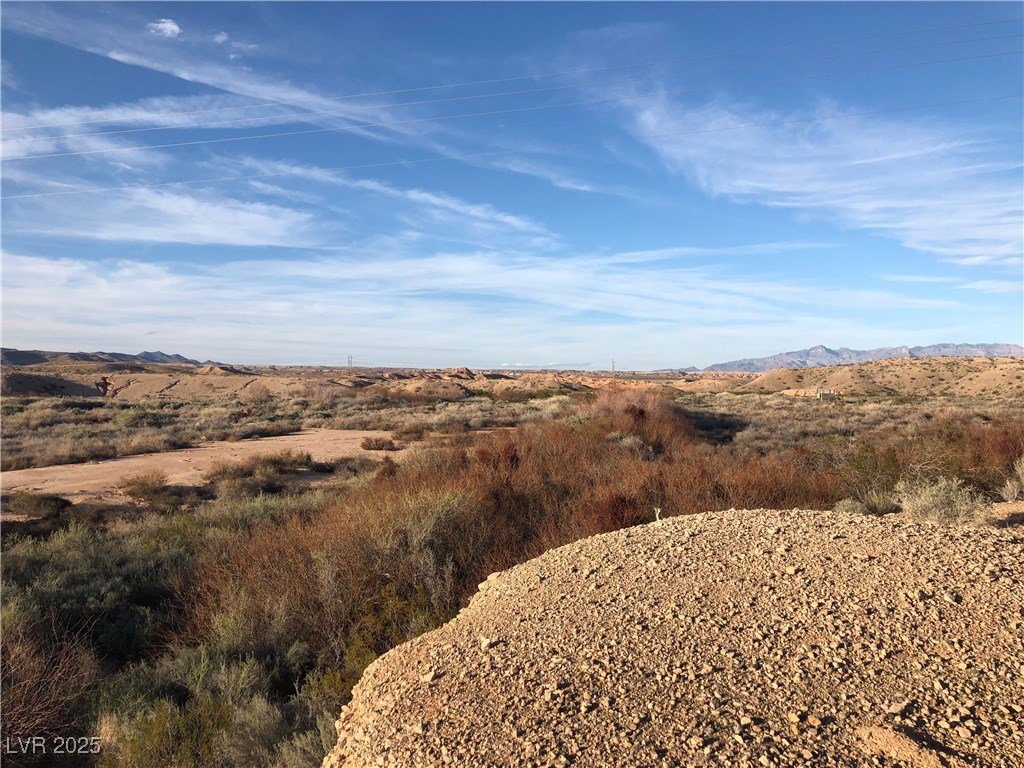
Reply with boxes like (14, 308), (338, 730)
(5, 31), (1018, 144)
(4, 16), (1020, 133)
(6, 49), (1020, 162)
(3, 93), (1018, 201)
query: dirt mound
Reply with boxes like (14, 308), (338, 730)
(672, 378), (747, 394)
(196, 364), (243, 375)
(0, 371), (101, 398)
(324, 509), (1023, 768)
(367, 378), (471, 401)
(735, 357), (1024, 398)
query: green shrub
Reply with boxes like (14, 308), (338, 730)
(1, 492), (71, 519)
(205, 451), (316, 498)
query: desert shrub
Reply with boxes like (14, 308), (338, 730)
(114, 408), (174, 430)
(241, 382), (273, 405)
(1000, 456), (1024, 501)
(120, 471), (170, 501)
(859, 488), (900, 515)
(1, 492), (71, 519)
(205, 451), (316, 498)
(97, 647), (294, 768)
(833, 490), (899, 516)
(834, 498), (868, 516)
(0, 608), (100, 749)
(360, 436), (400, 451)
(894, 476), (987, 524)
(392, 423), (427, 442)
(2, 519), (197, 662)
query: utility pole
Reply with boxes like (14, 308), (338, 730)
(347, 354), (353, 373)
(611, 358), (616, 379)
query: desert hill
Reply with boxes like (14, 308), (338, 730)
(323, 508), (1023, 768)
(698, 343), (1023, 372)
(0, 347), (208, 367)
(730, 356), (1024, 398)
(1, 357), (1022, 401)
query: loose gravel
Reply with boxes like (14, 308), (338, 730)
(323, 509), (1024, 768)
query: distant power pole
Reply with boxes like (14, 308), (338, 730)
(612, 358), (616, 378)
(347, 354), (353, 373)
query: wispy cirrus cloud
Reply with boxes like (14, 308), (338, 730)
(622, 97), (1023, 265)
(1, 243), (982, 367)
(960, 279), (1022, 293)
(880, 274), (959, 284)
(7, 187), (325, 247)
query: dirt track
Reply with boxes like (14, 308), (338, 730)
(0, 429), (392, 505)
(324, 508), (1024, 768)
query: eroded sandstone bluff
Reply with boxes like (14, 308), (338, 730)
(323, 509), (1023, 767)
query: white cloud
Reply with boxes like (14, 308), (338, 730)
(146, 19), (181, 39)
(3, 236), (1008, 368)
(214, 31), (229, 44)
(624, 98), (1023, 264)
(880, 274), (958, 284)
(960, 280), (1022, 293)
(7, 188), (325, 247)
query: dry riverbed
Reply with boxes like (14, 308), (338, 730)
(0, 428), (395, 508)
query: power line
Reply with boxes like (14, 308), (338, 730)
(5, 31), (1018, 145)
(3, 16), (1020, 134)
(6, 49), (1020, 162)
(3, 93), (1018, 201)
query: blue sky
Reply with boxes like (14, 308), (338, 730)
(1, 2), (1021, 369)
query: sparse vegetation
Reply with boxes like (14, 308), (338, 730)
(3, 374), (1023, 766)
(895, 476), (988, 524)
(360, 436), (400, 451)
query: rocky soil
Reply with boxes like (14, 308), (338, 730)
(324, 509), (1024, 768)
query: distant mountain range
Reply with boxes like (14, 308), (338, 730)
(4, 343), (1022, 373)
(664, 343), (1024, 373)
(0, 348), (216, 367)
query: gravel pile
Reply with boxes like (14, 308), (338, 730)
(323, 509), (1024, 768)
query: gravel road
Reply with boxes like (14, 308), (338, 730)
(324, 509), (1023, 768)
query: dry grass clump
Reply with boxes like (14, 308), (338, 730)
(894, 476), (988, 525)
(360, 436), (400, 451)
(1000, 456), (1024, 501)
(119, 471), (171, 502)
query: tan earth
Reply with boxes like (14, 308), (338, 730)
(0, 428), (394, 506)
(2, 357), (1022, 402)
(733, 357), (1024, 398)
(324, 508), (1023, 768)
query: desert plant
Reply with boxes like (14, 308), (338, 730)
(1000, 456), (1024, 501)
(119, 471), (170, 500)
(0, 608), (100, 748)
(894, 476), (987, 524)
(361, 436), (400, 451)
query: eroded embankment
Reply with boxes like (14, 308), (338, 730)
(324, 509), (1023, 768)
